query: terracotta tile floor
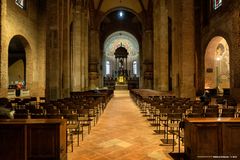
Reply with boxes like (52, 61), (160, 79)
(68, 90), (183, 160)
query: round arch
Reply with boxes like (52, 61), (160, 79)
(8, 35), (31, 92)
(205, 36), (230, 93)
(103, 31), (140, 78)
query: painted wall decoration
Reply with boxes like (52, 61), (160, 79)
(205, 36), (230, 92)
(103, 31), (140, 77)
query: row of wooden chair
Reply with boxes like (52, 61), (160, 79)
(0, 89), (114, 152)
(130, 89), (239, 155)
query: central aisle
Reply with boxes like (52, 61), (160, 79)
(68, 90), (173, 160)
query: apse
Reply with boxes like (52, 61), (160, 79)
(103, 31), (140, 78)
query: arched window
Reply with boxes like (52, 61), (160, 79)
(133, 61), (137, 75)
(106, 61), (110, 75)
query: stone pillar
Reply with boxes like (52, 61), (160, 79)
(153, 0), (168, 91)
(178, 0), (195, 98)
(82, 6), (89, 90)
(172, 0), (181, 97)
(89, 29), (100, 89)
(46, 0), (69, 100)
(45, 0), (70, 98)
(62, 0), (71, 97)
(141, 29), (153, 89)
(72, 0), (89, 91)
(231, 8), (240, 101)
(0, 0), (6, 97)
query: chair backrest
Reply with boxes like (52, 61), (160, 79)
(221, 108), (236, 117)
(67, 114), (79, 125)
(167, 113), (183, 121)
(187, 112), (203, 118)
(30, 109), (46, 119)
(14, 109), (29, 119)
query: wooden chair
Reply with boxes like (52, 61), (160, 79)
(46, 109), (61, 119)
(205, 106), (219, 117)
(221, 108), (236, 117)
(171, 121), (184, 154)
(77, 109), (91, 134)
(14, 109), (29, 119)
(30, 109), (46, 119)
(162, 112), (182, 145)
(67, 114), (83, 151)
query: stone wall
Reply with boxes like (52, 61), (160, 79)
(200, 0), (240, 100)
(153, 0), (196, 98)
(0, 0), (46, 97)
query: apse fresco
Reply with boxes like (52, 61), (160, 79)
(103, 31), (140, 76)
(104, 31), (139, 59)
(205, 36), (230, 93)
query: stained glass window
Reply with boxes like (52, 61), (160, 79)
(15, 0), (26, 9)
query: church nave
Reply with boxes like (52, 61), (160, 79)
(68, 90), (178, 160)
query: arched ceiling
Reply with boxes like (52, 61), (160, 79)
(93, 0), (150, 13)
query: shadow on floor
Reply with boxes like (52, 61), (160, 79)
(168, 152), (185, 160)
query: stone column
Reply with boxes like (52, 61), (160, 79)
(72, 0), (89, 91)
(141, 29), (153, 89)
(46, 0), (66, 100)
(178, 0), (195, 98)
(82, 6), (89, 90)
(231, 8), (240, 101)
(89, 29), (100, 89)
(153, 0), (168, 91)
(0, 0), (7, 97)
(61, 0), (70, 97)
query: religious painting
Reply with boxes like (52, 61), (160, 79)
(205, 36), (230, 93)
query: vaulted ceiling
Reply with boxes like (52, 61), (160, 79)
(92, 0), (150, 13)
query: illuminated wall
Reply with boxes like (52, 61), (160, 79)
(205, 36), (230, 91)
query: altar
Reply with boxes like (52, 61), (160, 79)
(117, 75), (126, 83)
(103, 44), (139, 90)
(115, 75), (128, 90)
(115, 83), (128, 90)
